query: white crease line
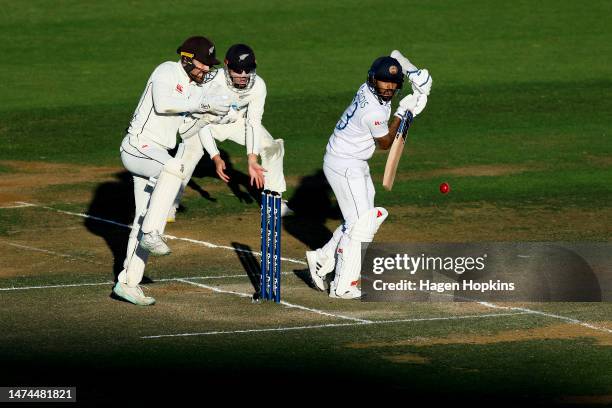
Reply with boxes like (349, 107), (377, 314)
(279, 300), (372, 323)
(0, 241), (105, 266)
(17, 202), (131, 229)
(14, 201), (612, 337)
(158, 273), (292, 282)
(17, 202), (307, 266)
(164, 234), (306, 265)
(176, 278), (253, 298)
(0, 273), (262, 292)
(0, 203), (35, 209)
(175, 279), (371, 323)
(141, 311), (528, 339)
(0, 281), (115, 291)
(144, 322), (370, 338)
(373, 311), (531, 324)
(180, 272), (291, 281)
(478, 301), (612, 334)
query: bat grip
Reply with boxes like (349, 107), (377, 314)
(397, 111), (413, 138)
(405, 111), (414, 124)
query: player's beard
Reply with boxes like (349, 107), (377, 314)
(232, 76), (249, 89)
(377, 88), (396, 102)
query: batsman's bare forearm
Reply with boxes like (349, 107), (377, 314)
(375, 116), (402, 150)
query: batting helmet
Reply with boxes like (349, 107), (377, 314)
(367, 56), (404, 103)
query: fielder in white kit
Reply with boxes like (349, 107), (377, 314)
(168, 43), (286, 221)
(307, 52), (432, 299)
(113, 36), (233, 306)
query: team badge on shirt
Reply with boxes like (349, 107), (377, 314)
(176, 84), (183, 94)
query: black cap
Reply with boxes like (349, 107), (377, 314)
(177, 36), (220, 66)
(369, 56), (403, 86)
(225, 44), (257, 72)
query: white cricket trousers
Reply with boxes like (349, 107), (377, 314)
(118, 134), (174, 287)
(320, 156), (375, 258)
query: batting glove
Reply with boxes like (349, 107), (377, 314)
(390, 50), (418, 75)
(408, 68), (432, 96)
(394, 93), (428, 119)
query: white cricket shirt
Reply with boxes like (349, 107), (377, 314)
(325, 83), (391, 165)
(127, 61), (203, 150)
(209, 71), (268, 154)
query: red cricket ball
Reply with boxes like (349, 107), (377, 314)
(439, 182), (450, 194)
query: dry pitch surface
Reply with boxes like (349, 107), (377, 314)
(1, 161), (611, 404)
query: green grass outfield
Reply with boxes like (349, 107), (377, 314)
(0, 0), (611, 404)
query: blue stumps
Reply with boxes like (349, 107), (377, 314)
(260, 190), (282, 302)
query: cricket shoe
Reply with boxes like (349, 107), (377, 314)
(112, 282), (156, 306)
(329, 281), (361, 300)
(306, 250), (334, 291)
(280, 200), (294, 217)
(166, 206), (177, 223)
(140, 231), (171, 256)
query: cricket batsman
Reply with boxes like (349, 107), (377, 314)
(306, 51), (432, 299)
(168, 43), (287, 222)
(114, 36), (233, 306)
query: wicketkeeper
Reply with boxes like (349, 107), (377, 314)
(114, 36), (234, 306)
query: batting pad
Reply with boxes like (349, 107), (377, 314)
(142, 158), (185, 234)
(351, 207), (388, 242)
(335, 207), (388, 294)
(261, 137), (286, 193)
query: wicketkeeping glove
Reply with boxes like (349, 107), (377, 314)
(214, 105), (240, 125)
(198, 93), (231, 116)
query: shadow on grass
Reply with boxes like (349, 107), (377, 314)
(83, 148), (263, 280)
(283, 169), (341, 250)
(84, 171), (133, 280)
(188, 149), (261, 204)
(231, 242), (261, 295)
(231, 169), (343, 293)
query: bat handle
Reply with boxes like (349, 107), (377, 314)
(398, 111), (413, 137)
(405, 111), (414, 124)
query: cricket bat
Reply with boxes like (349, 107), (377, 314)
(382, 112), (413, 191)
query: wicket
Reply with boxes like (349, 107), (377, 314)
(260, 190), (281, 302)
